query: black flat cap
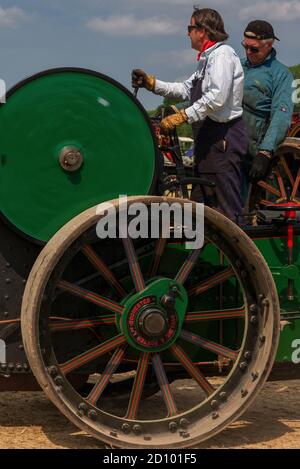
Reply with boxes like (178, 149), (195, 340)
(244, 20), (280, 41)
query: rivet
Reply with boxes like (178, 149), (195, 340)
(48, 366), (58, 377)
(3, 311), (9, 317)
(1, 364), (7, 371)
(54, 376), (63, 386)
(6, 262), (11, 268)
(249, 304), (257, 313)
(122, 424), (131, 434)
(252, 372), (259, 381)
(241, 389), (248, 398)
(8, 362), (14, 371)
(133, 424), (142, 435)
(240, 361), (248, 370)
(23, 363), (28, 371)
(180, 418), (189, 428)
(78, 403), (88, 413)
(250, 315), (257, 324)
(262, 299), (269, 307)
(16, 364), (23, 372)
(212, 412), (219, 420)
(4, 295), (9, 300)
(220, 392), (227, 401)
(244, 351), (252, 360)
(110, 430), (118, 437)
(211, 400), (219, 409)
(88, 410), (97, 421)
(18, 344), (24, 350)
(169, 422), (177, 433)
(5, 278), (11, 284)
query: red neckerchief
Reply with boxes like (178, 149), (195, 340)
(197, 40), (217, 61)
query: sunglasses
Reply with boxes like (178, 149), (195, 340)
(188, 24), (202, 33)
(241, 42), (260, 53)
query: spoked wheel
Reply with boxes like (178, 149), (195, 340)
(249, 138), (300, 212)
(21, 196), (280, 448)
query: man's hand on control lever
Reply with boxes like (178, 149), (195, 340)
(131, 69), (156, 91)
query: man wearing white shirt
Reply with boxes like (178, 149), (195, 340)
(132, 7), (249, 224)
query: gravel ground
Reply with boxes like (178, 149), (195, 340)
(0, 379), (299, 449)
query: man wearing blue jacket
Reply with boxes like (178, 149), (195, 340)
(241, 20), (294, 182)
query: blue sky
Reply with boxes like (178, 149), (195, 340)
(0, 0), (299, 110)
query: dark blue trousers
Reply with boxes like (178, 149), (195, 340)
(191, 117), (248, 224)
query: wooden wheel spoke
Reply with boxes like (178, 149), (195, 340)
(152, 354), (178, 416)
(50, 315), (116, 332)
(291, 168), (300, 200)
(257, 180), (281, 197)
(275, 169), (287, 200)
(149, 238), (167, 277)
(82, 244), (127, 297)
(188, 267), (234, 297)
(170, 344), (214, 396)
(60, 334), (126, 375)
(185, 307), (245, 323)
(57, 280), (124, 315)
(175, 248), (202, 285)
(126, 352), (150, 420)
(280, 157), (295, 187)
(122, 237), (145, 292)
(86, 346), (127, 406)
(181, 330), (238, 361)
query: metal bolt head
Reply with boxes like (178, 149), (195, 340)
(240, 361), (248, 371)
(78, 403), (88, 413)
(8, 362), (14, 371)
(250, 315), (258, 324)
(220, 392), (227, 401)
(48, 366), (58, 377)
(180, 418), (189, 428)
(169, 422), (177, 433)
(54, 376), (64, 386)
(133, 424), (142, 435)
(16, 364), (23, 372)
(249, 304), (257, 313)
(244, 351), (252, 360)
(212, 412), (219, 420)
(211, 400), (219, 409)
(122, 423), (131, 434)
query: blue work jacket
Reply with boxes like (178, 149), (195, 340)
(241, 49), (294, 158)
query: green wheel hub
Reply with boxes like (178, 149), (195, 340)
(119, 278), (188, 352)
(0, 68), (158, 243)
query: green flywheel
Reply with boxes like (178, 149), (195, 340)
(0, 68), (159, 243)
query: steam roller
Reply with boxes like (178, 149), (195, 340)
(0, 67), (299, 449)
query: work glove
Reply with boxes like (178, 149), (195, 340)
(249, 151), (272, 182)
(161, 109), (188, 132)
(131, 69), (156, 91)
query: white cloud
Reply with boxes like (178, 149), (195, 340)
(86, 14), (181, 36)
(0, 6), (29, 27)
(239, 1), (300, 21)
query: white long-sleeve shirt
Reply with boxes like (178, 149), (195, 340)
(155, 42), (244, 124)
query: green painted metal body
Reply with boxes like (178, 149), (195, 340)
(0, 69), (157, 243)
(254, 234), (300, 364)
